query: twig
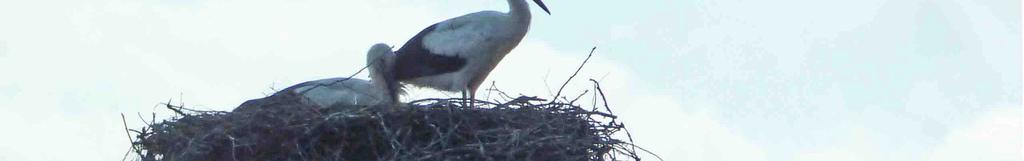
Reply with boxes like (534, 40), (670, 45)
(552, 47), (596, 103)
(164, 98), (185, 116)
(485, 81), (496, 101)
(121, 113), (136, 161)
(591, 79), (643, 161)
(297, 60), (373, 95)
(568, 90), (589, 105)
(591, 84), (599, 111)
(589, 79), (614, 117)
(616, 142), (665, 161)
(542, 70), (555, 98)
(484, 81), (516, 103)
(263, 82), (278, 96)
(136, 113), (150, 126)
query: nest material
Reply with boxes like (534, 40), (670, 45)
(129, 90), (638, 161)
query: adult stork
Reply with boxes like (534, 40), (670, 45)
(388, 0), (551, 106)
(272, 43), (403, 107)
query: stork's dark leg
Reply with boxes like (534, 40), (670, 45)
(468, 86), (477, 107)
(461, 90), (468, 107)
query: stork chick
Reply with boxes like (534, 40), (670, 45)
(276, 43), (402, 107)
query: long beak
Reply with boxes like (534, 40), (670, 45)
(533, 0), (551, 15)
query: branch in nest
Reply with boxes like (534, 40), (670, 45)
(552, 46), (597, 103)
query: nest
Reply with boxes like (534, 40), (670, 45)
(126, 88), (642, 161)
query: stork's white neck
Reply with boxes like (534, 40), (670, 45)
(507, 0), (532, 22)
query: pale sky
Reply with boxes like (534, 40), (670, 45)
(0, 0), (1020, 161)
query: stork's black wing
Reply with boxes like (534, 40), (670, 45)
(393, 23), (468, 81)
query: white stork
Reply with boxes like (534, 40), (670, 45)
(388, 0), (551, 106)
(274, 43), (403, 107)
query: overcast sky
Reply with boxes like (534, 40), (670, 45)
(0, 0), (1020, 161)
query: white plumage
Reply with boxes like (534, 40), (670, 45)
(274, 43), (402, 107)
(390, 0), (550, 105)
(283, 77), (387, 107)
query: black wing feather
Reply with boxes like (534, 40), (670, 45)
(393, 23), (468, 81)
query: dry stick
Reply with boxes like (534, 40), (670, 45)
(178, 96), (186, 113)
(591, 84), (600, 111)
(297, 60), (373, 95)
(542, 70), (556, 98)
(485, 81), (496, 101)
(591, 79), (654, 161)
(589, 79), (615, 120)
(136, 113), (151, 126)
(120, 113), (136, 161)
(164, 98), (185, 116)
(263, 83), (278, 96)
(616, 142), (665, 161)
(568, 90), (589, 105)
(552, 47), (597, 103)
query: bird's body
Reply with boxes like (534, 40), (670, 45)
(275, 77), (391, 107)
(390, 0), (549, 104)
(397, 11), (525, 91)
(270, 43), (402, 108)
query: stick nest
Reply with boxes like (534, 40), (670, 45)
(127, 91), (640, 161)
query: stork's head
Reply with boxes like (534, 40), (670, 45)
(366, 43), (404, 104)
(366, 43), (394, 83)
(532, 0), (551, 15)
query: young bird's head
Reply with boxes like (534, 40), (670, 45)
(366, 43), (394, 81)
(366, 43), (403, 104)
